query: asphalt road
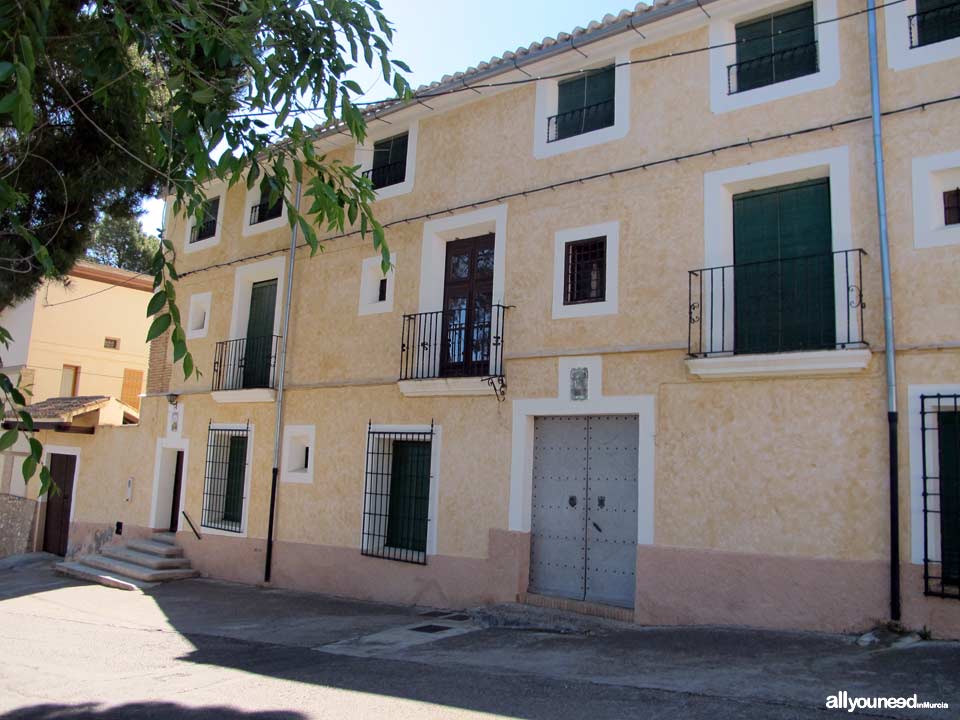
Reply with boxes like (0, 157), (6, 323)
(1, 559), (957, 719)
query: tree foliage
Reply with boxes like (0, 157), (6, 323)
(86, 214), (160, 274)
(1, 0), (410, 492)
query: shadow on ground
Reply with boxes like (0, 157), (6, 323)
(0, 703), (304, 720)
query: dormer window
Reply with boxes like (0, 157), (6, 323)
(910, 0), (960, 48)
(548, 65), (615, 143)
(364, 133), (408, 190)
(249, 187), (283, 226)
(731, 3), (818, 94)
(190, 198), (219, 243)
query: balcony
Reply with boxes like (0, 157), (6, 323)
(909, 2), (960, 48)
(686, 249), (870, 379)
(189, 218), (217, 244)
(398, 304), (509, 397)
(547, 99), (615, 143)
(212, 335), (281, 402)
(727, 41), (819, 95)
(363, 160), (406, 190)
(249, 200), (282, 226)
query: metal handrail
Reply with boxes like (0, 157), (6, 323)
(190, 218), (217, 243)
(909, 2), (960, 48)
(212, 335), (282, 391)
(727, 41), (818, 94)
(546, 98), (615, 143)
(181, 510), (202, 540)
(362, 160), (406, 190)
(399, 304), (509, 381)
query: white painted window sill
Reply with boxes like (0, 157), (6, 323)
(398, 377), (498, 397)
(686, 349), (871, 380)
(212, 388), (277, 403)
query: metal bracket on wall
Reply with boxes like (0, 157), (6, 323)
(484, 375), (507, 402)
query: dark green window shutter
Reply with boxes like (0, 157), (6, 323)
(223, 435), (247, 524)
(733, 178), (834, 354)
(243, 278), (278, 389)
(939, 412), (960, 584)
(916, 0), (960, 47)
(735, 3), (816, 92)
(555, 66), (615, 140)
(386, 441), (431, 552)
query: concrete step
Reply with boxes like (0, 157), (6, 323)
(101, 545), (191, 570)
(54, 561), (157, 591)
(153, 532), (177, 546)
(126, 539), (184, 558)
(81, 554), (198, 583)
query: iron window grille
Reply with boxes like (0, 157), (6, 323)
(564, 237), (606, 305)
(190, 198), (219, 243)
(688, 248), (867, 357)
(909, 0), (960, 48)
(212, 335), (281, 391)
(202, 422), (250, 533)
(547, 65), (615, 143)
(729, 4), (818, 94)
(360, 422), (434, 565)
(944, 188), (960, 226)
(920, 394), (960, 600)
(399, 304), (508, 382)
(363, 133), (408, 189)
(249, 189), (283, 225)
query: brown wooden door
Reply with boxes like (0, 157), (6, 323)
(441, 234), (495, 377)
(169, 451), (184, 532)
(43, 454), (76, 556)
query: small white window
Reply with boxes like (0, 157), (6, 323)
(913, 150), (960, 249)
(552, 221), (619, 319)
(358, 253), (396, 316)
(281, 425), (315, 484)
(186, 292), (212, 339)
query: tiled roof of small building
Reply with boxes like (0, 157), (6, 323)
(18, 396), (110, 421)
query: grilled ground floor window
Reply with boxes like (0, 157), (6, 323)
(564, 236), (606, 305)
(202, 422), (250, 533)
(920, 395), (960, 600)
(361, 423), (434, 564)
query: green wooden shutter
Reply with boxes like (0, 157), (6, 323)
(243, 279), (278, 388)
(917, 0), (960, 47)
(223, 435), (247, 524)
(735, 3), (815, 92)
(557, 75), (585, 115)
(735, 14), (774, 92)
(734, 179), (834, 354)
(386, 441), (431, 552)
(939, 412), (960, 584)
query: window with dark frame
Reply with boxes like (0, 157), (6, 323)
(911, 0), (960, 48)
(920, 395), (960, 600)
(564, 237), (607, 305)
(549, 65), (616, 143)
(364, 133), (408, 190)
(103, 337), (119, 350)
(201, 423), (249, 533)
(377, 277), (388, 302)
(249, 187), (283, 225)
(360, 423), (433, 565)
(190, 198), (220, 243)
(731, 3), (818, 94)
(944, 188), (960, 226)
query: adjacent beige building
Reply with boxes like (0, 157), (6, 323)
(36, 0), (960, 637)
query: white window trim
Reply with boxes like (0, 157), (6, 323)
(908, 384), (960, 565)
(708, 0), (840, 115)
(696, 146), (863, 367)
(200, 423), (254, 538)
(885, 0), (960, 71)
(149, 437), (189, 530)
(228, 256), (286, 341)
(358, 253), (396, 316)
(912, 150), (960, 249)
(39, 446), (81, 525)
(280, 424), (315, 485)
(242, 181), (289, 237)
(508, 356), (655, 548)
(183, 182), (226, 253)
(186, 291), (212, 340)
(354, 120), (418, 202)
(532, 53), (631, 159)
(360, 423), (441, 558)
(551, 221), (619, 320)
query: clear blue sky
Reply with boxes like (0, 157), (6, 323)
(139, 0), (612, 235)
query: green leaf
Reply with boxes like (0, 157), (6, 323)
(0, 93), (17, 114)
(19, 36), (35, 71)
(192, 87), (216, 104)
(147, 290), (167, 316)
(146, 313), (172, 341)
(0, 62), (13, 82)
(28, 437), (42, 460)
(22, 456), (36, 483)
(173, 338), (187, 362)
(39, 466), (52, 497)
(18, 410), (34, 431)
(182, 352), (194, 379)
(0, 428), (17, 452)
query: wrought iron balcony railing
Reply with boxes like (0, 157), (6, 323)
(688, 248), (866, 358)
(362, 160), (407, 190)
(212, 335), (281, 391)
(249, 199), (283, 226)
(546, 98), (615, 143)
(909, 2), (960, 48)
(727, 41), (819, 94)
(190, 218), (217, 243)
(400, 304), (508, 382)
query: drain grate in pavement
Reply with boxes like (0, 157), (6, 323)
(444, 613), (470, 621)
(419, 610), (450, 618)
(410, 624), (453, 633)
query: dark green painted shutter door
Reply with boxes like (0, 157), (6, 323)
(734, 179), (834, 354)
(243, 279), (277, 388)
(386, 441), (430, 552)
(939, 412), (960, 584)
(223, 435), (247, 524)
(917, 0), (960, 47)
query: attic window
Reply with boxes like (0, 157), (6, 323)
(104, 337), (119, 350)
(363, 133), (408, 190)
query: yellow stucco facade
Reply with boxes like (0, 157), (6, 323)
(46, 0), (960, 635)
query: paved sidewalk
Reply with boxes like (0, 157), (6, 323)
(1, 557), (957, 719)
